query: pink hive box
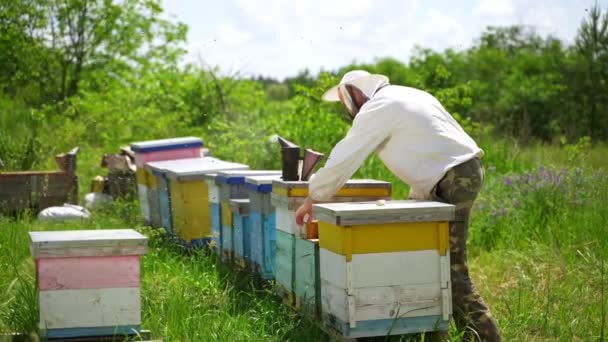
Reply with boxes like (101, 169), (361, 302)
(130, 137), (203, 225)
(29, 229), (147, 340)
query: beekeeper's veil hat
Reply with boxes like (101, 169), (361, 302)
(322, 70), (389, 102)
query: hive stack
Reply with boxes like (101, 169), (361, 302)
(229, 198), (251, 269)
(30, 229), (147, 340)
(159, 157), (248, 246)
(313, 200), (455, 338)
(245, 174), (283, 279)
(271, 179), (392, 311)
(215, 170), (281, 262)
(131, 137), (203, 225)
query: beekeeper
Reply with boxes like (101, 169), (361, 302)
(295, 70), (501, 341)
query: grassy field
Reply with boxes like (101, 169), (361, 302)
(1, 140), (607, 341)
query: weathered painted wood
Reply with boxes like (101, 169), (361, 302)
(30, 246), (148, 259)
(321, 280), (443, 323)
(147, 188), (162, 228)
(312, 200), (455, 225)
(229, 199), (250, 216)
(131, 137), (202, 155)
(160, 157), (248, 182)
(322, 313), (449, 338)
(319, 249), (444, 289)
(45, 325), (141, 339)
(262, 212), (277, 278)
(29, 230), (147, 259)
(39, 288), (141, 329)
(210, 202), (221, 251)
(271, 193), (388, 211)
(294, 238), (320, 316)
(157, 175), (172, 233)
(221, 209), (234, 263)
(137, 185), (150, 225)
(275, 206), (303, 235)
(168, 178), (212, 243)
(216, 171), (278, 258)
(275, 230), (295, 293)
(318, 220), (450, 260)
(245, 175), (282, 215)
(232, 210), (250, 269)
(37, 256), (140, 290)
(204, 175), (221, 203)
(249, 211), (276, 279)
(249, 212), (264, 274)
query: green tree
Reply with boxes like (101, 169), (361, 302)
(574, 3), (608, 141)
(0, 0), (187, 104)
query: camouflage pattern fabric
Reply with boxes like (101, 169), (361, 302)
(431, 157), (502, 342)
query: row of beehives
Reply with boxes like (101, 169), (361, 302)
(133, 137), (456, 339)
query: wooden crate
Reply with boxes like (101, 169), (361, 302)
(131, 137), (203, 225)
(271, 179), (392, 306)
(0, 147), (78, 215)
(230, 199), (250, 269)
(215, 170), (281, 262)
(313, 200), (455, 339)
(160, 157), (247, 247)
(245, 175), (282, 279)
(29, 229), (147, 340)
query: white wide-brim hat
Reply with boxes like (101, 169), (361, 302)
(322, 70), (389, 102)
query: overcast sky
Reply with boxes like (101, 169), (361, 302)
(162, 0), (608, 80)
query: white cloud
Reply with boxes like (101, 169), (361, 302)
(475, 0), (515, 17)
(215, 24), (252, 47)
(167, 0), (597, 79)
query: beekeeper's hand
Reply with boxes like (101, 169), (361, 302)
(295, 196), (314, 225)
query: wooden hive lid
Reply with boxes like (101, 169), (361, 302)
(29, 229), (148, 259)
(216, 170), (281, 185)
(229, 198), (250, 215)
(130, 136), (203, 153)
(312, 200), (455, 225)
(161, 157), (249, 181)
(245, 174), (283, 193)
(272, 178), (391, 189)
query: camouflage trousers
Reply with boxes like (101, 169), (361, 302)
(431, 158), (502, 342)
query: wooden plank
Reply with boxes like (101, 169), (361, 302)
(261, 213), (277, 279)
(321, 280), (443, 323)
(294, 238), (320, 316)
(39, 288), (141, 329)
(319, 249), (442, 288)
(30, 230), (147, 253)
(30, 230), (147, 259)
(37, 256), (140, 290)
(313, 200), (455, 225)
(275, 206), (302, 235)
(166, 162), (248, 182)
(233, 213), (249, 262)
(44, 327), (150, 341)
(205, 179), (221, 204)
(275, 230), (294, 292)
(130, 136), (202, 152)
(249, 212), (264, 274)
(137, 185), (150, 224)
(229, 199), (250, 216)
(272, 179), (391, 190)
(322, 312), (449, 338)
(318, 221), (449, 260)
(31, 246), (148, 259)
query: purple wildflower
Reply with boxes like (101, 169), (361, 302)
(504, 177), (513, 186)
